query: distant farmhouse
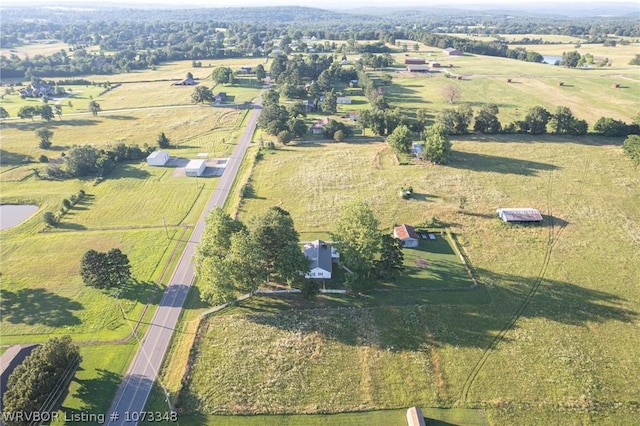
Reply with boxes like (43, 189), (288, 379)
(444, 47), (463, 56)
(496, 208), (543, 223)
(19, 83), (56, 98)
(311, 116), (330, 135)
(336, 96), (352, 104)
(303, 240), (339, 280)
(393, 224), (420, 248)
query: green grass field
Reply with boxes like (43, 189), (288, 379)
(2, 39), (639, 426)
(169, 132), (639, 423)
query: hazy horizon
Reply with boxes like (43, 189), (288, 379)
(20, 0), (639, 10)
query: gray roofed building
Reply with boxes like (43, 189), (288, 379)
(303, 240), (333, 279)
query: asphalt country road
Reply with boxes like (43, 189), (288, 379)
(105, 95), (263, 425)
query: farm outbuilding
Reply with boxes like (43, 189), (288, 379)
(393, 224), (420, 247)
(146, 150), (170, 166)
(405, 57), (426, 65)
(336, 96), (352, 104)
(496, 208), (543, 223)
(407, 65), (430, 72)
(185, 159), (207, 177)
(444, 47), (463, 56)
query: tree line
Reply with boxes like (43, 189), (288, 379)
(2, 336), (81, 426)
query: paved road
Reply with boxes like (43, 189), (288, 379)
(105, 96), (263, 425)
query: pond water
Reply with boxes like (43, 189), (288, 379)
(542, 55), (562, 65)
(0, 205), (39, 230)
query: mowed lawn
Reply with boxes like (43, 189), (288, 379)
(188, 135), (639, 423)
(384, 236), (475, 291)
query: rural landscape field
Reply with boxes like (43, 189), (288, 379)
(1, 2), (639, 425)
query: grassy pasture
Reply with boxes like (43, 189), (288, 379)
(181, 132), (639, 423)
(0, 227), (178, 343)
(0, 41), (71, 59)
(0, 107), (246, 168)
(0, 85), (105, 117)
(1, 58), (260, 346)
(383, 53), (639, 125)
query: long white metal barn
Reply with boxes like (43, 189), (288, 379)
(496, 208), (543, 223)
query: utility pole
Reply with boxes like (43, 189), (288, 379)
(162, 216), (169, 239)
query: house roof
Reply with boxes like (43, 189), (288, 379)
(394, 224), (420, 240)
(496, 208), (543, 222)
(304, 240), (332, 273)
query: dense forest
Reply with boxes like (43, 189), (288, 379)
(1, 5), (639, 79)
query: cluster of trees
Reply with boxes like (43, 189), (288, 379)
(80, 248), (132, 289)
(17, 104), (60, 121)
(257, 89), (308, 143)
(3, 5), (638, 78)
(46, 143), (153, 179)
(2, 336), (80, 425)
(194, 207), (309, 304)
(331, 200), (404, 291)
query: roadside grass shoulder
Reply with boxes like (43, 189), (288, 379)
(53, 343), (138, 425)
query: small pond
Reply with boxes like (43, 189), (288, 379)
(0, 205), (39, 230)
(542, 55), (562, 65)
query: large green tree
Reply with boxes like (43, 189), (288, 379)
(473, 104), (502, 134)
(211, 66), (234, 85)
(321, 90), (337, 114)
(386, 124), (412, 155)
(191, 85), (213, 104)
(80, 248), (131, 289)
(40, 104), (54, 121)
(36, 128), (54, 149)
(421, 123), (451, 164)
(157, 132), (171, 149)
(88, 100), (101, 116)
(524, 106), (551, 135)
(374, 235), (404, 281)
(437, 105), (472, 135)
(2, 336), (80, 426)
(249, 207), (308, 284)
(331, 200), (380, 276)
(255, 64), (266, 82)
(197, 229), (267, 305)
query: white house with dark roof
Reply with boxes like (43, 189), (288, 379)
(303, 240), (333, 279)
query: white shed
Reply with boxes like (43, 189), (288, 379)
(185, 159), (206, 177)
(146, 150), (170, 166)
(336, 96), (352, 104)
(393, 224), (420, 248)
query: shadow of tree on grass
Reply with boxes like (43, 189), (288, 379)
(0, 288), (83, 326)
(238, 269), (635, 352)
(448, 150), (559, 176)
(67, 368), (122, 414)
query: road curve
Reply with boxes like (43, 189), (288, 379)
(105, 95), (264, 425)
